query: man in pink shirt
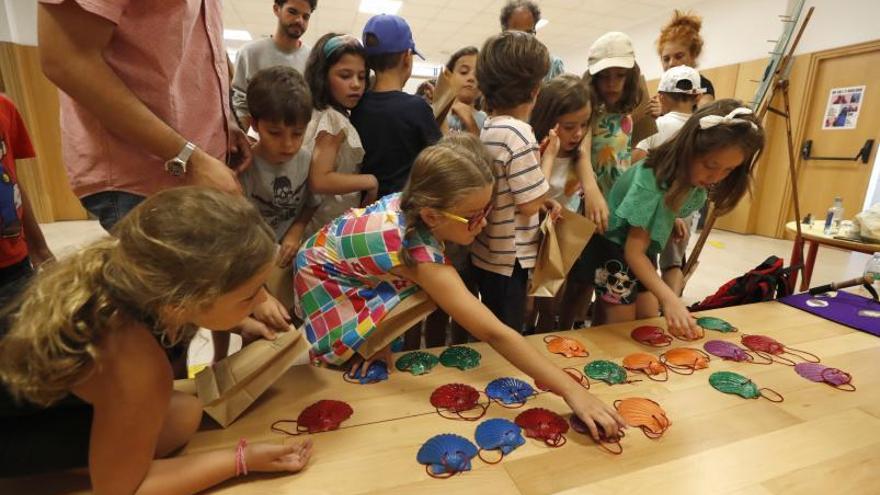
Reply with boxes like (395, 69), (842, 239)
(38, 0), (250, 229)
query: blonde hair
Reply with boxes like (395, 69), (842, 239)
(657, 10), (704, 59)
(0, 187), (276, 406)
(399, 134), (495, 266)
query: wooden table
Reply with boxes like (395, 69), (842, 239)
(786, 221), (880, 290)
(6, 301), (880, 494)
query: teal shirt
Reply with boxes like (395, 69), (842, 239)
(604, 161), (707, 257)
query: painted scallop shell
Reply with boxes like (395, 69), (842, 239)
(703, 340), (752, 362)
(514, 408), (569, 447)
(430, 383), (487, 421)
(613, 397), (671, 438)
(395, 351), (440, 375)
(439, 346), (482, 371)
(794, 362), (856, 391)
(474, 418), (525, 463)
(660, 347), (710, 374)
(485, 377), (536, 407)
(584, 360), (631, 385)
(543, 335), (590, 358)
(417, 433), (479, 478)
(696, 316), (738, 333)
(631, 325), (673, 346)
(622, 352), (668, 381)
(270, 399), (354, 435)
(343, 360), (389, 384)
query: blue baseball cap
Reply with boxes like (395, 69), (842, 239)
(362, 14), (424, 59)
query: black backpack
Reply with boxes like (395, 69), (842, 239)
(689, 256), (797, 311)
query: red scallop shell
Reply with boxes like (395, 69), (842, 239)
(296, 399), (354, 433)
(514, 408), (569, 447)
(430, 383), (481, 412)
(631, 326), (673, 347)
(741, 334), (784, 354)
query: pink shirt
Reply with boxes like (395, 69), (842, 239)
(40, 0), (230, 198)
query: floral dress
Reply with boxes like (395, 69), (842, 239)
(591, 110), (633, 198)
(294, 193), (446, 365)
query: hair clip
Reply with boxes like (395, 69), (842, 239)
(698, 107), (758, 131)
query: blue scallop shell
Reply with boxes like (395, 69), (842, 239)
(416, 433), (478, 475)
(485, 377), (536, 404)
(347, 361), (389, 384)
(475, 418), (525, 455)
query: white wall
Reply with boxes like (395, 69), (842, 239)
(0, 0), (38, 46)
(564, 0), (880, 81)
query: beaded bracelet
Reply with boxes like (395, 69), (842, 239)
(235, 438), (248, 476)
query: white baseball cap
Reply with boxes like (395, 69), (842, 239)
(658, 65), (705, 95)
(587, 32), (635, 75)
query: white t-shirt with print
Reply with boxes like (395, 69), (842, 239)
(240, 150), (320, 242)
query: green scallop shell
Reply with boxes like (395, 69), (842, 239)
(697, 316), (737, 333)
(439, 346), (482, 371)
(584, 360), (628, 385)
(395, 351), (439, 376)
(709, 371), (760, 399)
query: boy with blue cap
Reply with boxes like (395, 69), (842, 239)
(351, 14), (442, 200)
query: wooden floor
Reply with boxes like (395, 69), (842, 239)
(8, 301), (879, 494)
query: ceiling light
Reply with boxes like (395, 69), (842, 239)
(359, 0), (402, 15)
(223, 29), (252, 41)
(536, 19), (549, 30)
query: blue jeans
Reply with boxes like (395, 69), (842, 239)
(80, 191), (146, 232)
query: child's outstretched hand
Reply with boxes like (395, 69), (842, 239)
(662, 297), (700, 339)
(583, 182), (609, 233)
(563, 389), (626, 442)
(348, 342), (394, 378)
(279, 230), (304, 268)
(253, 292), (292, 332)
(247, 439), (313, 474)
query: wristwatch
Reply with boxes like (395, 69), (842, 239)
(164, 141), (197, 177)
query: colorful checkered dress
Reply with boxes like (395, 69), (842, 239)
(294, 193), (447, 366)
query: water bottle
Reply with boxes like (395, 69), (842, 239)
(865, 252), (880, 292)
(690, 210), (700, 235)
(823, 197), (844, 235)
(831, 197), (844, 231)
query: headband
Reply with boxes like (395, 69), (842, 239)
(699, 107), (758, 131)
(322, 34), (363, 58)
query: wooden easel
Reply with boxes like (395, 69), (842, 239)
(683, 7), (814, 294)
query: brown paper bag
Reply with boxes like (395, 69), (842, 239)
(529, 208), (596, 297)
(431, 68), (458, 124)
(356, 290), (437, 359)
(195, 326), (311, 427)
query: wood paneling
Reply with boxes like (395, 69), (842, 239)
(0, 42), (87, 222)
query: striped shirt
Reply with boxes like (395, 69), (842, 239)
(471, 116), (549, 276)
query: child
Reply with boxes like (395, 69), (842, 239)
(650, 10), (715, 117)
(294, 134), (624, 440)
(242, 66), (319, 268)
(351, 14), (442, 199)
(528, 75), (598, 332)
(0, 187), (312, 490)
(303, 33), (378, 235)
(575, 99), (764, 336)
(0, 94), (54, 311)
(470, 31), (559, 333)
(444, 46), (487, 135)
(633, 65), (704, 296)
(560, 31), (642, 329)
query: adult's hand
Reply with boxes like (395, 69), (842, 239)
(189, 148), (241, 194)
